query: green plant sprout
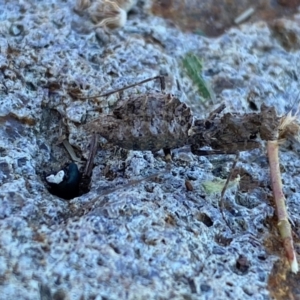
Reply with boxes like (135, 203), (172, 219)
(182, 53), (213, 101)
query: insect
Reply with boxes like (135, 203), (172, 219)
(80, 75), (280, 226)
(84, 75), (280, 155)
(67, 75), (298, 273)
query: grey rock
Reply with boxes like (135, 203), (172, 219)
(0, 0), (300, 299)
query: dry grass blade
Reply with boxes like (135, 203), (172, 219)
(62, 140), (84, 165)
(84, 134), (99, 178)
(74, 0), (137, 29)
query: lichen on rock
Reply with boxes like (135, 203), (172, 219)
(1, 0), (300, 299)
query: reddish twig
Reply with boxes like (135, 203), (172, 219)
(267, 140), (298, 273)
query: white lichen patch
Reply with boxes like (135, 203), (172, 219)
(46, 170), (65, 184)
(65, 101), (87, 123)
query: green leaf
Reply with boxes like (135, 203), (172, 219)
(182, 53), (213, 101)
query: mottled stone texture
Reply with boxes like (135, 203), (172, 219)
(1, 0), (300, 299)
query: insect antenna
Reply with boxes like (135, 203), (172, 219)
(78, 75), (165, 100)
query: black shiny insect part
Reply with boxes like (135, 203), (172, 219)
(45, 163), (81, 200)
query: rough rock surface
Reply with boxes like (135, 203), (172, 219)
(1, 1), (300, 299)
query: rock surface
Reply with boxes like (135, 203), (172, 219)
(1, 0), (300, 299)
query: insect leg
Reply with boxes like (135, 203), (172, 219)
(219, 151), (240, 232)
(79, 75), (165, 99)
(192, 148), (240, 231)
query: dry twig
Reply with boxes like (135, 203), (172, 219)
(267, 140), (298, 273)
(267, 109), (300, 273)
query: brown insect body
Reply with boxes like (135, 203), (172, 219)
(189, 104), (280, 154)
(86, 93), (193, 152)
(84, 73), (280, 153)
